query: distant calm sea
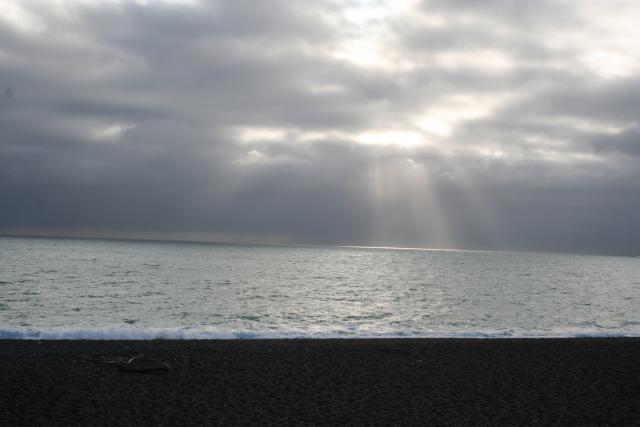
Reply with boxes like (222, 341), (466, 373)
(1, 237), (639, 339)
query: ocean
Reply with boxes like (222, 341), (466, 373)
(1, 236), (639, 339)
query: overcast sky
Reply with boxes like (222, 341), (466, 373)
(1, 0), (639, 255)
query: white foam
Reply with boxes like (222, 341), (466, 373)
(1, 326), (640, 340)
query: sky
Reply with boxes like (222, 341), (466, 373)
(1, 0), (639, 255)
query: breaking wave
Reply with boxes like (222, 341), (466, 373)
(2, 326), (640, 340)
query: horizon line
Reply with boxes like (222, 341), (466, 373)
(0, 231), (633, 258)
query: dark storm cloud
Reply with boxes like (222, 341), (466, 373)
(1, 0), (639, 254)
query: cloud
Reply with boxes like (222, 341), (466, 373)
(1, 0), (639, 254)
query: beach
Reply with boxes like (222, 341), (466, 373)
(2, 338), (640, 425)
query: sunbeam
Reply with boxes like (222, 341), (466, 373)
(365, 145), (453, 249)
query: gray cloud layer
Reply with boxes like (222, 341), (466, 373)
(1, 0), (639, 255)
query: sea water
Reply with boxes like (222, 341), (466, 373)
(1, 237), (639, 339)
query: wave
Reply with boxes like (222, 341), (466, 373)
(2, 326), (640, 340)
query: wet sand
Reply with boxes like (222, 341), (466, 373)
(2, 338), (640, 425)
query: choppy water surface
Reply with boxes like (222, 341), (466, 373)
(1, 237), (639, 339)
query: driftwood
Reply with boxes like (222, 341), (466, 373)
(79, 353), (171, 374)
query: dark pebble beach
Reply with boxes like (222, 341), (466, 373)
(2, 338), (640, 425)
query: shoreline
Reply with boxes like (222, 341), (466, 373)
(2, 337), (640, 424)
(3, 326), (639, 341)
